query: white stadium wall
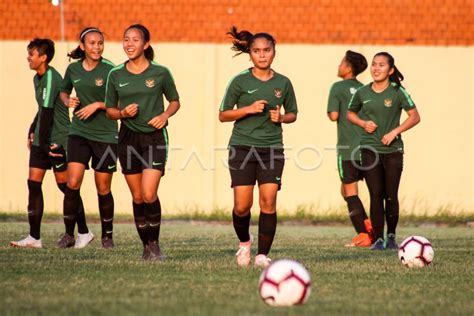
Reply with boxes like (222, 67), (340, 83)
(0, 41), (472, 215)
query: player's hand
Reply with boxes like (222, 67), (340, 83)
(381, 130), (398, 146)
(67, 97), (80, 108)
(121, 103), (139, 118)
(245, 100), (266, 114)
(27, 133), (34, 150)
(363, 120), (378, 133)
(48, 143), (64, 158)
(148, 112), (169, 129)
(76, 102), (100, 120)
(269, 105), (282, 123)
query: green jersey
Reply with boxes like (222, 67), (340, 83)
(105, 61), (179, 133)
(61, 58), (117, 144)
(32, 66), (69, 148)
(220, 69), (298, 147)
(348, 82), (416, 154)
(327, 79), (364, 161)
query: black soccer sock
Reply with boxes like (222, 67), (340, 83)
(144, 199), (161, 243)
(346, 195), (368, 234)
(232, 211), (251, 242)
(385, 196), (399, 236)
(63, 187), (80, 236)
(58, 183), (88, 234)
(133, 202), (148, 246)
(258, 212), (277, 255)
(27, 180), (44, 240)
(98, 192), (114, 238)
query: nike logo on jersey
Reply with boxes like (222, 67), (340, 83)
(247, 89), (259, 94)
(55, 163), (65, 169)
(119, 82), (130, 87)
(363, 100), (372, 104)
(73, 79), (82, 83)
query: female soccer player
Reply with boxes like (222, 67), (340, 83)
(219, 27), (298, 267)
(105, 24), (180, 260)
(57, 27), (117, 249)
(327, 50), (373, 247)
(347, 52), (420, 250)
(10, 38), (70, 248)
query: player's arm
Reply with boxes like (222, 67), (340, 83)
(148, 100), (180, 129)
(327, 84), (339, 121)
(381, 108), (420, 146)
(27, 113), (38, 149)
(219, 100), (266, 122)
(347, 91), (377, 133)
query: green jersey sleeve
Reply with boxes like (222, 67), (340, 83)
(163, 69), (179, 102)
(105, 70), (118, 108)
(60, 65), (73, 94)
(348, 89), (362, 113)
(327, 83), (339, 113)
(219, 78), (240, 112)
(283, 79), (298, 113)
(399, 86), (416, 111)
(42, 69), (60, 109)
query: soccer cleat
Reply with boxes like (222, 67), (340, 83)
(384, 233), (398, 250)
(142, 244), (151, 260)
(255, 254), (272, 268)
(235, 234), (254, 267)
(10, 235), (42, 249)
(364, 219), (375, 242)
(101, 236), (115, 249)
(148, 241), (165, 261)
(345, 232), (372, 247)
(370, 238), (385, 250)
(74, 231), (95, 249)
(57, 233), (75, 249)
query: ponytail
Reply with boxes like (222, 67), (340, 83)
(374, 52), (404, 89)
(125, 24), (154, 60)
(227, 26), (276, 57)
(67, 27), (103, 60)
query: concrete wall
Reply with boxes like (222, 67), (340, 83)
(0, 41), (472, 215)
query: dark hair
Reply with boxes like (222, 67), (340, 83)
(27, 38), (55, 64)
(124, 24), (154, 60)
(345, 50), (367, 77)
(68, 27), (104, 60)
(374, 52), (404, 89)
(227, 26), (276, 56)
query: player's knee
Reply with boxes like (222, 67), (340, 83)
(67, 178), (82, 190)
(259, 197), (276, 213)
(95, 183), (110, 196)
(142, 192), (157, 204)
(233, 203), (251, 216)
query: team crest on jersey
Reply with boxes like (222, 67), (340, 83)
(349, 87), (357, 94)
(95, 78), (104, 87)
(145, 79), (155, 88)
(273, 88), (282, 98)
(384, 98), (393, 107)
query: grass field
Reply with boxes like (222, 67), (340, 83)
(1, 222), (473, 315)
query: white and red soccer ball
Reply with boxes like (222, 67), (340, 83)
(398, 236), (434, 268)
(258, 259), (311, 306)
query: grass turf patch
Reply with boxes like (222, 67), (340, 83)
(0, 223), (473, 315)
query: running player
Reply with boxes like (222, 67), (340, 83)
(105, 24), (180, 260)
(57, 27), (117, 249)
(347, 52), (420, 250)
(327, 50), (374, 247)
(219, 27), (298, 267)
(10, 39), (70, 248)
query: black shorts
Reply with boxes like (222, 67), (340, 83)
(29, 145), (67, 172)
(118, 124), (167, 175)
(68, 135), (118, 173)
(228, 145), (285, 190)
(338, 159), (363, 184)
